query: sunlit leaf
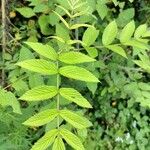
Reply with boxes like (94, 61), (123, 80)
(31, 129), (58, 150)
(24, 42), (57, 60)
(120, 20), (135, 43)
(60, 110), (92, 129)
(59, 66), (99, 82)
(60, 129), (85, 150)
(20, 85), (58, 101)
(59, 52), (95, 64)
(16, 59), (58, 75)
(23, 109), (58, 126)
(59, 88), (92, 108)
(102, 21), (118, 45)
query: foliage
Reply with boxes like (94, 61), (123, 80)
(0, 0), (150, 150)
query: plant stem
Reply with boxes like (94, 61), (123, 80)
(1, 0), (6, 87)
(56, 61), (60, 129)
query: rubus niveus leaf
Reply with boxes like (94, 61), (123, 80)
(16, 59), (58, 75)
(24, 42), (57, 60)
(20, 85), (58, 101)
(59, 66), (99, 82)
(59, 52), (95, 64)
(23, 109), (58, 126)
(60, 110), (92, 129)
(59, 88), (92, 108)
(31, 129), (58, 150)
(102, 21), (118, 45)
(60, 129), (85, 150)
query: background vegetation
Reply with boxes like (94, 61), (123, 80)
(0, 0), (150, 150)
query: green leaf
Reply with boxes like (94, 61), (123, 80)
(142, 91), (150, 99)
(133, 60), (150, 73)
(136, 97), (150, 108)
(60, 110), (92, 129)
(23, 109), (58, 126)
(56, 24), (70, 42)
(38, 15), (52, 35)
(96, 0), (108, 20)
(56, 5), (71, 18)
(24, 42), (57, 60)
(84, 47), (98, 58)
(0, 90), (21, 114)
(106, 45), (127, 58)
(31, 129), (58, 150)
(138, 82), (150, 91)
(59, 66), (99, 82)
(117, 8), (135, 27)
(56, 23), (70, 50)
(6, 92), (22, 114)
(20, 85), (58, 101)
(16, 59), (58, 75)
(12, 80), (29, 96)
(82, 27), (99, 46)
(134, 24), (147, 39)
(59, 52), (95, 64)
(29, 74), (44, 88)
(143, 30), (150, 37)
(53, 11), (70, 29)
(102, 21), (118, 45)
(52, 137), (66, 150)
(125, 39), (149, 50)
(19, 46), (34, 62)
(33, 3), (49, 13)
(59, 88), (92, 108)
(120, 20), (135, 43)
(60, 129), (85, 150)
(16, 7), (35, 18)
(86, 82), (97, 95)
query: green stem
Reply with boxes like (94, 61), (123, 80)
(56, 61), (60, 129)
